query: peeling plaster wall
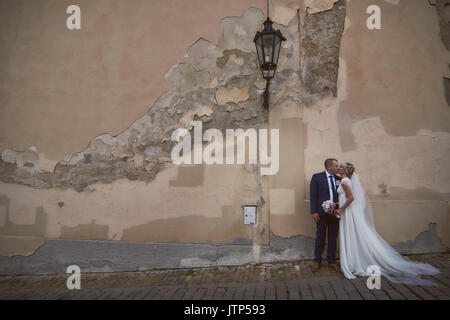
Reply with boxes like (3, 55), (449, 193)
(297, 0), (450, 250)
(0, 0), (449, 275)
(0, 164), (261, 245)
(0, 2), (274, 265)
(0, 0), (264, 162)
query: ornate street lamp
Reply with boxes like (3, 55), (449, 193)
(253, 17), (286, 108)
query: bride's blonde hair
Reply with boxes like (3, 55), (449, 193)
(343, 162), (355, 178)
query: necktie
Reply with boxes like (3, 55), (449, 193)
(329, 175), (337, 203)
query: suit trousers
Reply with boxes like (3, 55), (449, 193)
(314, 214), (339, 264)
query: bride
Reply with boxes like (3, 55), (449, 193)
(334, 162), (440, 285)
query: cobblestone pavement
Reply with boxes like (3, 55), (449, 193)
(0, 253), (449, 300)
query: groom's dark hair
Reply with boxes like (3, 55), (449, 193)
(324, 158), (338, 169)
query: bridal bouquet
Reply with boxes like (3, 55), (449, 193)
(322, 200), (341, 219)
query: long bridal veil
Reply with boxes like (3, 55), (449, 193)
(349, 173), (440, 286)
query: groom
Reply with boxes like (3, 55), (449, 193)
(310, 158), (342, 273)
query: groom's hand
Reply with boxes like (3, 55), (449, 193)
(312, 213), (320, 223)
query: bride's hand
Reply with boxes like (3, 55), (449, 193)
(335, 208), (343, 215)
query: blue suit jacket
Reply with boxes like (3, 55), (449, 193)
(310, 171), (340, 216)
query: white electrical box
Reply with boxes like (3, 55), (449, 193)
(243, 206), (256, 225)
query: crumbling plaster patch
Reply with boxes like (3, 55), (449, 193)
(429, 0), (450, 50)
(304, 0), (339, 14)
(300, 0), (347, 105)
(393, 223), (447, 254)
(215, 87), (250, 105)
(218, 8), (264, 53)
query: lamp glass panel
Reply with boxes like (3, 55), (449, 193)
(256, 36), (264, 68)
(273, 36), (282, 66)
(263, 34), (274, 64)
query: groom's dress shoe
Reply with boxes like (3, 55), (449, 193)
(311, 262), (321, 273)
(328, 264), (342, 273)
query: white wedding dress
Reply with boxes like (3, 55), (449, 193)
(338, 174), (440, 285)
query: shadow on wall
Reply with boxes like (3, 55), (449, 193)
(0, 195), (47, 238)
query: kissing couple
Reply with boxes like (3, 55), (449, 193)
(310, 158), (439, 285)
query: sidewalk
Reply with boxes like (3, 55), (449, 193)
(0, 253), (449, 300)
